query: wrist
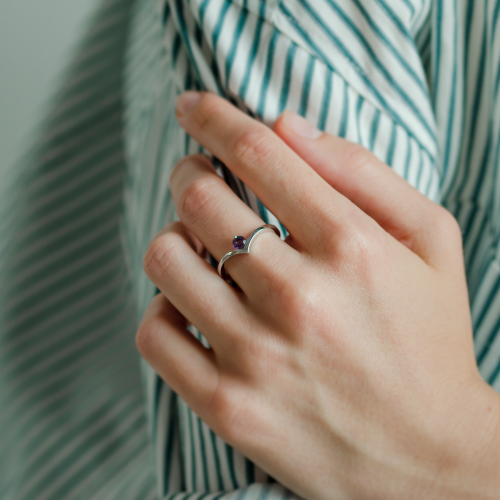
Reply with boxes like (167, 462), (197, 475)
(434, 376), (500, 499)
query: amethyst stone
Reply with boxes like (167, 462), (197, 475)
(232, 235), (246, 250)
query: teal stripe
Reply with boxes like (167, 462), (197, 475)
(369, 108), (381, 152)
(173, 33), (182, 63)
(317, 70), (332, 130)
(493, 0), (500, 37)
(385, 122), (397, 166)
(278, 221), (288, 239)
(278, 43), (297, 114)
(212, 0), (232, 52)
(415, 141), (425, 190)
(400, 0), (415, 16)
(456, 15), (488, 200)
(374, 0), (414, 42)
(239, 2), (266, 99)
(465, 207), (490, 272)
(338, 80), (349, 138)
(245, 457), (255, 485)
(488, 357), (500, 385)
(225, 444), (238, 489)
(174, 0), (218, 93)
(224, 7), (248, 88)
(280, 1), (435, 160)
(477, 312), (500, 366)
(257, 29), (280, 117)
(209, 430), (224, 490)
(431, 0), (443, 101)
(494, 56), (500, 101)
(419, 28), (431, 60)
(329, 0), (428, 94)
(403, 136), (412, 181)
(474, 275), (500, 340)
(424, 152), (434, 198)
(300, 0), (435, 141)
(199, 0), (210, 26)
(197, 419), (210, 490)
(465, 135), (492, 239)
(188, 409), (197, 489)
(164, 393), (180, 494)
(298, 55), (315, 116)
(163, 2), (170, 25)
(258, 199), (270, 223)
(355, 94), (364, 143)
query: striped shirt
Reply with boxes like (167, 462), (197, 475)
(1, 0), (500, 498)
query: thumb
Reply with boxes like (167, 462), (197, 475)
(273, 111), (461, 270)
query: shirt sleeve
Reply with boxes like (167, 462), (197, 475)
(123, 0), (500, 498)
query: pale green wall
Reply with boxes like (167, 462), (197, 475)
(0, 0), (101, 170)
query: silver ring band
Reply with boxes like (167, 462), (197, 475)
(217, 224), (281, 280)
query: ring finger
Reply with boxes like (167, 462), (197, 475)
(169, 154), (300, 293)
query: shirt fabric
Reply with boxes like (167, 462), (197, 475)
(1, 0), (500, 498)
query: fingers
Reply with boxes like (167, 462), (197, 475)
(175, 92), (361, 248)
(143, 221), (248, 346)
(274, 111), (463, 270)
(169, 155), (300, 289)
(136, 293), (219, 416)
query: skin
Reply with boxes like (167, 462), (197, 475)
(136, 91), (500, 499)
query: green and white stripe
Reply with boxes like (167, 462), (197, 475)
(124, 0), (500, 498)
(0, 0), (155, 498)
(2, 0), (500, 498)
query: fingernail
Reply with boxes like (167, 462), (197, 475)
(282, 111), (323, 139)
(176, 91), (201, 116)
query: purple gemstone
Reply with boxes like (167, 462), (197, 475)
(232, 235), (246, 250)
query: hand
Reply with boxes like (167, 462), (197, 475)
(136, 92), (500, 499)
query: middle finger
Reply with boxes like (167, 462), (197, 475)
(175, 91), (355, 248)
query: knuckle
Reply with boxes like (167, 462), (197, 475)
(135, 316), (162, 358)
(337, 227), (382, 279)
(345, 143), (374, 171)
(316, 203), (357, 254)
(208, 390), (236, 433)
(432, 205), (463, 245)
(170, 154), (204, 185)
(178, 176), (220, 222)
(143, 232), (182, 278)
(208, 388), (255, 443)
(233, 129), (279, 169)
(169, 155), (216, 199)
(195, 94), (224, 132)
(279, 275), (323, 333)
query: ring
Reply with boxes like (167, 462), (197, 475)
(217, 224), (281, 281)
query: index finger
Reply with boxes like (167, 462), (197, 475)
(175, 92), (356, 248)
